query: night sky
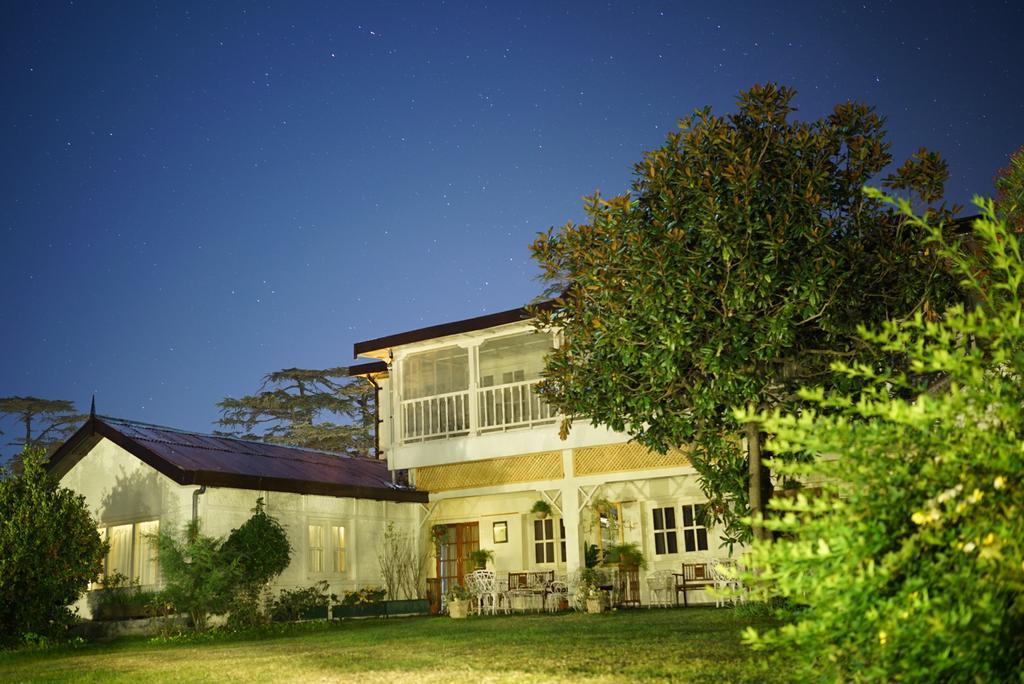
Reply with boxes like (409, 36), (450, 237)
(1, 1), (1022, 456)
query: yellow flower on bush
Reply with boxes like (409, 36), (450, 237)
(878, 630), (888, 646)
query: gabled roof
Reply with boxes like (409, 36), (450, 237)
(47, 415), (427, 503)
(353, 300), (555, 359)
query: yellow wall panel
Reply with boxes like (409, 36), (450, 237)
(573, 442), (689, 476)
(415, 451), (563, 492)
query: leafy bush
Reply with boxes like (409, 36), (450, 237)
(0, 447), (106, 646)
(268, 581), (337, 622)
(157, 500), (292, 630)
(219, 498), (291, 628)
(155, 520), (237, 630)
(340, 586), (386, 605)
(740, 197), (1024, 681)
(220, 497), (291, 592)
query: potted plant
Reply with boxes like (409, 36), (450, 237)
(467, 548), (494, 570)
(577, 567), (604, 614)
(530, 499), (552, 519)
(602, 542), (647, 571)
(445, 583), (472, 619)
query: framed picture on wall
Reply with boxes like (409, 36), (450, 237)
(493, 521), (508, 544)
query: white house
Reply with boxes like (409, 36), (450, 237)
(48, 414), (427, 619)
(352, 304), (734, 605)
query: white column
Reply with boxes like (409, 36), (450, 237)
(561, 449), (582, 572)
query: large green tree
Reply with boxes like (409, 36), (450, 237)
(216, 367), (375, 456)
(0, 446), (106, 645)
(741, 197), (1024, 681)
(530, 84), (960, 544)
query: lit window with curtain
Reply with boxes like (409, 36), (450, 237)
(308, 524), (325, 573)
(106, 524), (133, 578)
(133, 520), (160, 585)
(331, 525), (346, 572)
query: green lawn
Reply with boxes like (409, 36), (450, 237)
(0, 608), (782, 683)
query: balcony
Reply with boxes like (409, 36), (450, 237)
(401, 377), (556, 443)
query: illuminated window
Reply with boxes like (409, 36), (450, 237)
(332, 525), (346, 572)
(309, 522), (347, 576)
(96, 520), (160, 586)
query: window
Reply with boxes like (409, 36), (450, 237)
(478, 332), (552, 387)
(402, 346), (469, 400)
(309, 523), (346, 575)
(559, 518), (566, 562)
(332, 525), (346, 572)
(308, 525), (325, 573)
(652, 506), (679, 555)
(534, 518), (557, 564)
(133, 520), (160, 585)
(97, 520), (160, 586)
(596, 502), (623, 552)
(681, 504), (709, 552)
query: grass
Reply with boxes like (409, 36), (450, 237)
(0, 607), (783, 683)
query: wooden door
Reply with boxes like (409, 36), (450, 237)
(436, 522), (479, 596)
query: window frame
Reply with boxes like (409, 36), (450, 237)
(94, 518), (161, 587)
(651, 505), (679, 556)
(680, 503), (710, 553)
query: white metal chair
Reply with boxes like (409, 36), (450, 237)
(645, 570), (674, 608)
(709, 559), (743, 607)
(545, 581), (569, 612)
(467, 569), (507, 615)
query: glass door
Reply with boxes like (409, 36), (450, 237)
(437, 522), (480, 599)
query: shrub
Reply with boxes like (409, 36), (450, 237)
(0, 447), (106, 646)
(740, 196), (1024, 681)
(268, 581), (336, 622)
(155, 520), (236, 631)
(340, 586), (386, 606)
(219, 498), (291, 628)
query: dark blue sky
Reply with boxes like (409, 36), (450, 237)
(1, 1), (1022, 454)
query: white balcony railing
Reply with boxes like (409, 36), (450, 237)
(478, 378), (556, 432)
(400, 378), (555, 443)
(402, 390), (470, 442)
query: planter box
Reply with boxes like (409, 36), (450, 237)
(332, 603), (386, 619)
(299, 604), (330, 621)
(586, 597), (604, 614)
(383, 598), (430, 617)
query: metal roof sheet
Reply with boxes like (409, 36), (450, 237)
(49, 415), (427, 503)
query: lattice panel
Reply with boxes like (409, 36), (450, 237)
(414, 451), (564, 492)
(573, 442), (690, 476)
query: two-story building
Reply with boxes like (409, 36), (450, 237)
(353, 305), (731, 601)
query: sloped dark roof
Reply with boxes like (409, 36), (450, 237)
(353, 300), (555, 358)
(47, 415), (427, 503)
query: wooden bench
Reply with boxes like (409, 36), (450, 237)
(674, 562), (714, 607)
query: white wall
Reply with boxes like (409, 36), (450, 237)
(60, 437), (424, 618)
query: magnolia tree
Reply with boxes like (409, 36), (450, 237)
(530, 84), (960, 544)
(740, 195), (1024, 681)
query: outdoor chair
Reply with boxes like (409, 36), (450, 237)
(466, 569), (507, 615)
(613, 566), (641, 608)
(544, 581), (569, 612)
(674, 562), (714, 607)
(645, 570), (674, 608)
(709, 559), (744, 607)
